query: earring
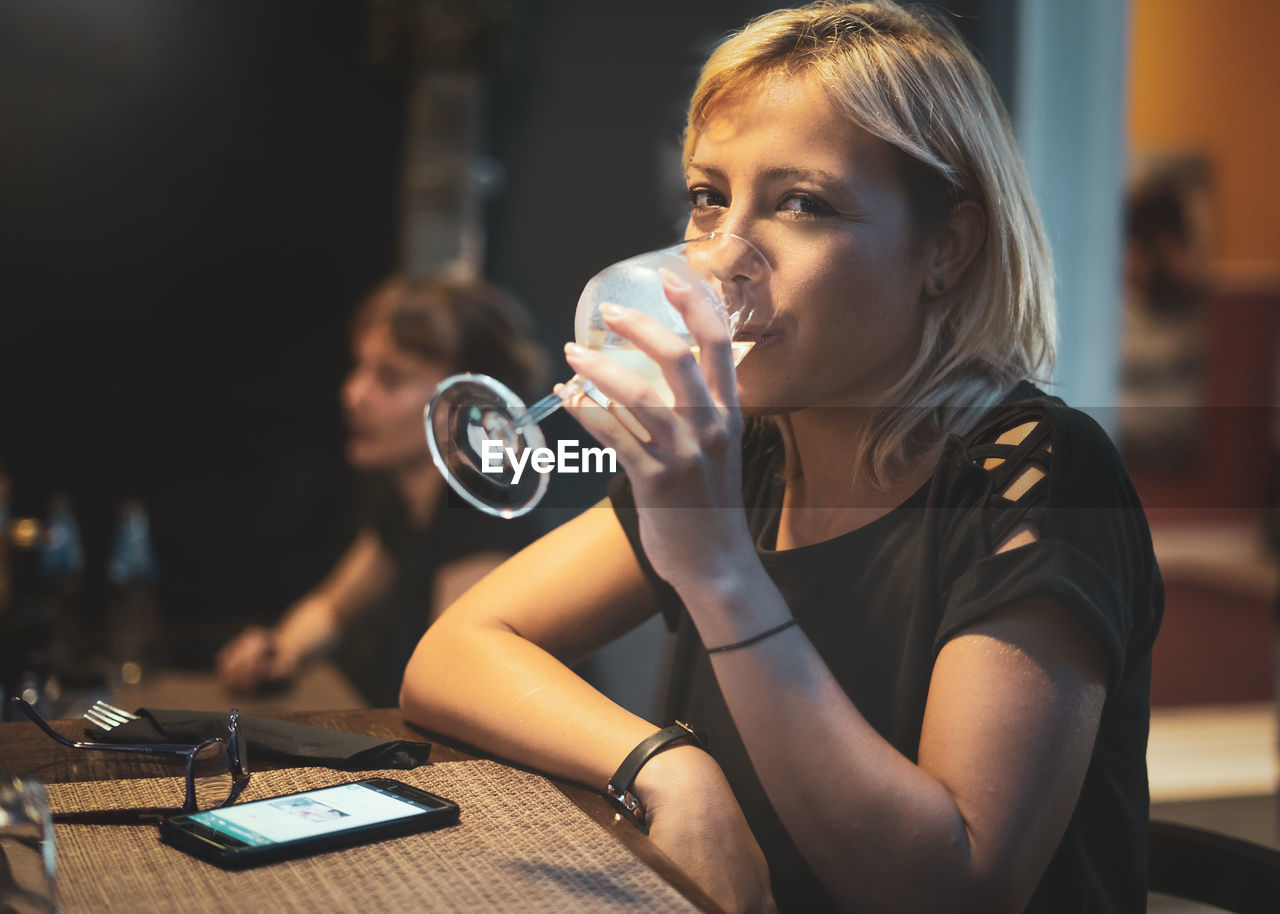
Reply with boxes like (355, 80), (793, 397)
(932, 277), (945, 294)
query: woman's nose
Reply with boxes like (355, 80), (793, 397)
(685, 232), (774, 335)
(689, 231), (771, 285)
(342, 372), (366, 409)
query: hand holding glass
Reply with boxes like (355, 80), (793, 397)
(425, 233), (773, 517)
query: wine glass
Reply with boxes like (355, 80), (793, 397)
(425, 232), (773, 518)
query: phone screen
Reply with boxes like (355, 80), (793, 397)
(185, 781), (446, 848)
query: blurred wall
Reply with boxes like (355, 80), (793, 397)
(1124, 0), (1280, 706)
(0, 2), (406, 657)
(1129, 0), (1280, 273)
(1014, 0), (1128, 415)
(1122, 0), (1280, 510)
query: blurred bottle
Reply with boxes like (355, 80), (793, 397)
(105, 498), (159, 687)
(1, 515), (47, 720)
(38, 493), (83, 611)
(37, 493), (85, 710)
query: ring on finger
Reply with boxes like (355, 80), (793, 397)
(583, 384), (612, 410)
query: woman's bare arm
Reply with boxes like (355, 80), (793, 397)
(399, 502), (666, 785)
(689, 567), (1106, 913)
(399, 503), (775, 912)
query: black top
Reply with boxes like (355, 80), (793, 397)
(333, 476), (540, 707)
(610, 382), (1163, 913)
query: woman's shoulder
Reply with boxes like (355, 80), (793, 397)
(943, 381), (1138, 507)
(960, 381), (1112, 448)
(931, 382), (1161, 699)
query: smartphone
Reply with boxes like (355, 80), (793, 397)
(159, 777), (459, 868)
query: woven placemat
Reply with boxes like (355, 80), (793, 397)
(47, 762), (696, 913)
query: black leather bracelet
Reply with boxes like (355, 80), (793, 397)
(605, 721), (707, 829)
(705, 617), (799, 654)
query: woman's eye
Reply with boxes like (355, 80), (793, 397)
(687, 186), (727, 210)
(778, 193), (835, 218)
(375, 367), (404, 390)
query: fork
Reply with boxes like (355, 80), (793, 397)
(82, 700), (140, 733)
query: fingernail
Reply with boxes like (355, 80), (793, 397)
(564, 342), (586, 358)
(659, 267), (690, 290)
(600, 302), (627, 319)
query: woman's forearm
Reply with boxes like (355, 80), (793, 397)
(398, 508), (674, 791)
(273, 594), (344, 662)
(400, 615), (659, 789)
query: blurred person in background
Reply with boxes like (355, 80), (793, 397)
(217, 275), (546, 706)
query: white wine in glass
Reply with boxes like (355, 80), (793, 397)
(582, 340), (757, 406)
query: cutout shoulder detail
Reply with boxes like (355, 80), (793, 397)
(962, 407), (1054, 554)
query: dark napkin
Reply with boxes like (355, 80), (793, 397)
(90, 709), (432, 770)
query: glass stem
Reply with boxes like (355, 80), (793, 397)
(515, 375), (599, 428)
(518, 392), (565, 428)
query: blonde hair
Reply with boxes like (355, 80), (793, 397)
(685, 0), (1055, 485)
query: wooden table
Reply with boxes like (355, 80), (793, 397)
(108, 662), (370, 715)
(0, 707), (718, 913)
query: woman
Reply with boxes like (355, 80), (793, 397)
(400, 4), (1160, 912)
(218, 274), (545, 707)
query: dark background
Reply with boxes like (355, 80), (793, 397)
(0, 0), (1009, 665)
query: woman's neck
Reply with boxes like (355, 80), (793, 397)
(391, 458), (446, 527)
(774, 407), (936, 550)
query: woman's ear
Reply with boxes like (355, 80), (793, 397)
(923, 199), (986, 297)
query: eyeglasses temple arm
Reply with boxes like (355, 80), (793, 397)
(227, 707), (249, 776)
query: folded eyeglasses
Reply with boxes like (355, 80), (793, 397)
(10, 697), (250, 812)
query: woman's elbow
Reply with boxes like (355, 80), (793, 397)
(398, 623), (449, 725)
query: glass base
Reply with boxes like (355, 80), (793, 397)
(425, 374), (550, 518)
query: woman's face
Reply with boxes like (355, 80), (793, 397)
(685, 71), (932, 412)
(341, 321), (450, 472)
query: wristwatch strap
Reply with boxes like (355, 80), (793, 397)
(605, 721), (707, 827)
